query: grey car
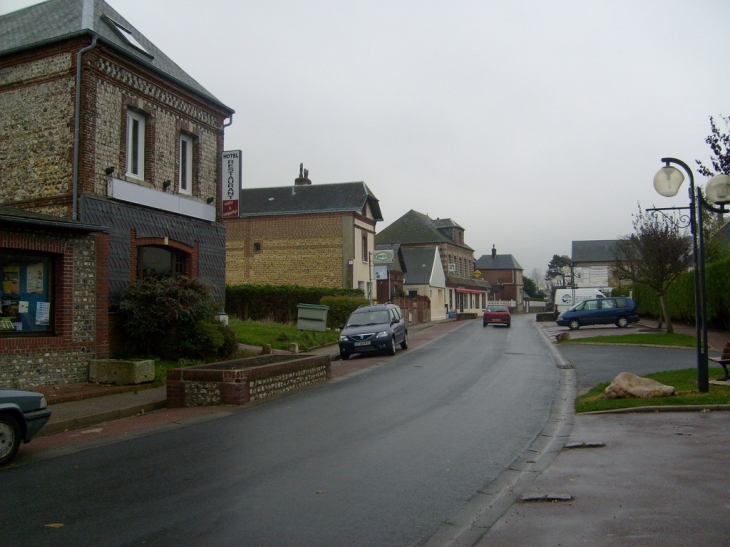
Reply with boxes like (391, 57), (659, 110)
(0, 387), (51, 465)
(338, 304), (408, 360)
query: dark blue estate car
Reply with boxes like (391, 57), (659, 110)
(0, 387), (51, 465)
(556, 297), (639, 330)
(338, 304), (408, 360)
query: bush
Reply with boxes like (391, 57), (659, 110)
(225, 284), (364, 323)
(634, 256), (730, 331)
(320, 295), (369, 328)
(119, 276), (236, 360)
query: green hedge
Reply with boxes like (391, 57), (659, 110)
(225, 284), (364, 325)
(320, 295), (369, 328)
(633, 256), (730, 330)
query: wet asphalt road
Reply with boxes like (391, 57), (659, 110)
(1, 315), (561, 547)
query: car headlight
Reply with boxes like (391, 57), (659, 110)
(375, 330), (389, 338)
(39, 396), (48, 409)
(339, 335), (348, 342)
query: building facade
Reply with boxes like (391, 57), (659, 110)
(376, 210), (490, 314)
(475, 245), (525, 308)
(0, 0), (234, 385)
(225, 173), (382, 292)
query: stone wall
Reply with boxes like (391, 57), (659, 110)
(167, 354), (332, 407)
(225, 214), (346, 288)
(0, 51), (75, 210)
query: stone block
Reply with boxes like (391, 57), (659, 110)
(89, 359), (155, 385)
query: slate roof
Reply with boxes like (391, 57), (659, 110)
(401, 247), (438, 285)
(376, 209), (473, 251)
(572, 240), (618, 263)
(238, 182), (382, 220)
(0, 0), (232, 112)
(475, 254), (523, 271)
(0, 203), (106, 232)
(431, 218), (463, 230)
(445, 274), (491, 291)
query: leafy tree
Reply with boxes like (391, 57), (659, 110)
(523, 276), (538, 298)
(696, 115), (730, 178)
(545, 255), (572, 286)
(696, 115), (730, 264)
(613, 206), (692, 334)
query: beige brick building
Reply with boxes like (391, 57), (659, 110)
(225, 170), (382, 294)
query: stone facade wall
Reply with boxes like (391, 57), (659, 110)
(225, 214), (347, 288)
(93, 55), (222, 203)
(0, 227), (107, 387)
(0, 52), (75, 210)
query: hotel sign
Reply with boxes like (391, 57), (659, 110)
(222, 150), (241, 218)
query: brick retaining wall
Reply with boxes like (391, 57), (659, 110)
(167, 354), (331, 407)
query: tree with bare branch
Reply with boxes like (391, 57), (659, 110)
(613, 205), (692, 334)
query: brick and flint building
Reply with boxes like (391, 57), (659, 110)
(0, 0), (234, 386)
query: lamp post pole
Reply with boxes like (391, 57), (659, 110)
(652, 157), (730, 393)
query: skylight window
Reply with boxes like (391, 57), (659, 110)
(105, 16), (153, 58)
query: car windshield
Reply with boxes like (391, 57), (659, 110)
(347, 310), (391, 327)
(487, 305), (508, 312)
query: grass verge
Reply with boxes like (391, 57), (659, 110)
(228, 317), (340, 351)
(575, 367), (730, 413)
(148, 319), (338, 387)
(560, 332), (696, 348)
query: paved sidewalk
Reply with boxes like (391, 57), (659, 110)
(476, 411), (730, 547)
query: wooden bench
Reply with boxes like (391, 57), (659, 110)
(709, 341), (730, 381)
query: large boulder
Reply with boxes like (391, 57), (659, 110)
(605, 372), (675, 399)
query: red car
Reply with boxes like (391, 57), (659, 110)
(483, 305), (511, 328)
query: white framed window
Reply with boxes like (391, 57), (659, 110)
(179, 134), (194, 195)
(126, 110), (145, 179)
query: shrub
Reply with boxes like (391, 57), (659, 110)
(320, 295), (369, 328)
(225, 284), (364, 323)
(119, 276), (235, 360)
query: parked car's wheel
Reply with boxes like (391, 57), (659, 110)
(568, 319), (580, 330)
(400, 333), (408, 350)
(507, 322), (511, 328)
(616, 316), (629, 328)
(388, 336), (397, 356)
(340, 350), (350, 360)
(483, 322), (488, 327)
(0, 413), (21, 466)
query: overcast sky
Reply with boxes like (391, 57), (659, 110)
(4, 0), (730, 279)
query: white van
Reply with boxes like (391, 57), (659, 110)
(553, 288), (606, 314)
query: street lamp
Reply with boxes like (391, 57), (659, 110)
(651, 157), (730, 392)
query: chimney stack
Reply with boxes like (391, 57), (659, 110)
(294, 163), (311, 185)
(491, 244), (497, 259)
